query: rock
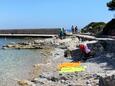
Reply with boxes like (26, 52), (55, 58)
(58, 45), (67, 49)
(18, 42), (30, 45)
(7, 44), (14, 48)
(31, 78), (45, 84)
(60, 80), (67, 84)
(86, 80), (90, 84)
(17, 80), (36, 86)
(102, 19), (115, 36)
(86, 80), (92, 86)
(39, 75), (46, 78)
(50, 77), (59, 82)
(93, 74), (100, 79)
(106, 53), (114, 58)
(99, 75), (115, 86)
(32, 45), (43, 49)
(1, 46), (7, 49)
(3, 43), (45, 49)
(34, 40), (44, 44)
(81, 22), (106, 35)
(60, 76), (68, 81)
(64, 49), (71, 57)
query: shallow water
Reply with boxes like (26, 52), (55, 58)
(0, 37), (46, 86)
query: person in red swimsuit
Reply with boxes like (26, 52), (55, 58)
(79, 43), (91, 61)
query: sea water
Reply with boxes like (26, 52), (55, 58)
(0, 37), (46, 86)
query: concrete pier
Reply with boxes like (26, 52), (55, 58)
(0, 28), (60, 37)
(0, 34), (57, 37)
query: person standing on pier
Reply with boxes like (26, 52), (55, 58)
(75, 26), (78, 34)
(71, 25), (74, 34)
(62, 28), (66, 38)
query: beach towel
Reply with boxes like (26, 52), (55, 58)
(58, 61), (81, 70)
(59, 66), (86, 73)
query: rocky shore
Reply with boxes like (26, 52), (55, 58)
(4, 36), (115, 86)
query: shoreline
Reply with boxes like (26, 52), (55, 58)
(30, 50), (114, 86)
(4, 36), (115, 86)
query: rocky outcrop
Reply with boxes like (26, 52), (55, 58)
(102, 19), (115, 36)
(81, 22), (106, 35)
(99, 40), (115, 52)
(2, 43), (44, 49)
(2, 38), (56, 49)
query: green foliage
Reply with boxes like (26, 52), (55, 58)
(107, 0), (115, 10)
(81, 22), (106, 35)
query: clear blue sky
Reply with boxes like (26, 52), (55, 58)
(0, 0), (114, 30)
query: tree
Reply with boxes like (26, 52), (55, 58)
(107, 0), (115, 10)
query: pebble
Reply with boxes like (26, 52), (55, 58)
(50, 77), (59, 82)
(31, 78), (46, 85)
(60, 76), (68, 80)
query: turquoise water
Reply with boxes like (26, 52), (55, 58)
(0, 37), (46, 86)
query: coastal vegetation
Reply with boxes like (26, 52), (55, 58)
(80, 0), (115, 36)
(101, 0), (115, 36)
(81, 22), (106, 35)
(107, 0), (115, 10)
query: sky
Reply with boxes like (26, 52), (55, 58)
(0, 0), (114, 30)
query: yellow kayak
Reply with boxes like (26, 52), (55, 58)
(58, 61), (81, 70)
(59, 66), (86, 73)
